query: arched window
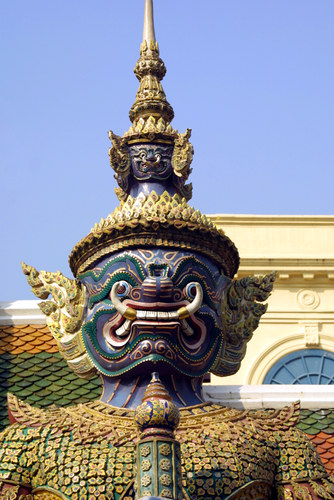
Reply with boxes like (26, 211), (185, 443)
(263, 349), (334, 384)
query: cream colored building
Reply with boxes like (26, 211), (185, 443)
(209, 214), (334, 385)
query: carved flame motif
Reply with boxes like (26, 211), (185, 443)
(171, 128), (194, 179)
(21, 262), (95, 379)
(212, 271), (276, 376)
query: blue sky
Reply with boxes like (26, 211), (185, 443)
(1, 1), (334, 301)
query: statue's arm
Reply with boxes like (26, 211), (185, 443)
(275, 427), (334, 499)
(277, 478), (334, 499)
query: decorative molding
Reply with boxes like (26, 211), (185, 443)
(204, 384), (334, 409)
(301, 323), (320, 346)
(208, 214), (334, 227)
(297, 289), (320, 310)
(0, 300), (45, 325)
(259, 316), (334, 325)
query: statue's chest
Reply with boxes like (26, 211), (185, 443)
(34, 437), (136, 499)
(35, 428), (277, 499)
(178, 432), (277, 498)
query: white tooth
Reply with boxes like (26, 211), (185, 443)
(115, 319), (131, 337)
(168, 311), (179, 320)
(181, 319), (194, 337)
(157, 311), (169, 319)
(136, 310), (147, 319)
(132, 310), (182, 321)
(147, 311), (157, 319)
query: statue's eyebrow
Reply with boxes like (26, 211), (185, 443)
(172, 256), (217, 285)
(78, 254), (145, 282)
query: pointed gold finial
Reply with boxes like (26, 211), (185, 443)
(134, 373), (180, 437)
(143, 0), (156, 44)
(125, 0), (175, 142)
(134, 373), (182, 499)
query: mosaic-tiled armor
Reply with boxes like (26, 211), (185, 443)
(1, 1), (333, 499)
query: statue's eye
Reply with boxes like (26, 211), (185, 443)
(139, 151), (147, 161)
(154, 153), (161, 161)
(115, 281), (131, 298)
(185, 282), (198, 300)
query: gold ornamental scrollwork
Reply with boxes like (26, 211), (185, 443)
(21, 262), (95, 379)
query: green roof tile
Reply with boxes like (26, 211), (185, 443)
(35, 379), (53, 389)
(14, 388), (35, 398)
(46, 374), (61, 382)
(25, 375), (42, 384)
(18, 360), (34, 370)
(70, 378), (87, 387)
(299, 416), (317, 425)
(0, 350), (102, 431)
(297, 409), (334, 435)
(320, 417), (334, 426)
(34, 388), (52, 398)
(17, 379), (35, 389)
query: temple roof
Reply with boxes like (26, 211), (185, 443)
(0, 323), (102, 430)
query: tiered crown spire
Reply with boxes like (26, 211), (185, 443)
(68, 0), (240, 279)
(142, 0), (156, 44)
(126, 0), (174, 136)
(107, 0), (194, 201)
(126, 0), (175, 140)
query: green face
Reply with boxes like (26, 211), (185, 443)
(78, 249), (230, 378)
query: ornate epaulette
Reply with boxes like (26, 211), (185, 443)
(7, 392), (58, 428)
(6, 394), (138, 445)
(7, 395), (300, 437)
(178, 401), (300, 428)
(244, 401), (301, 430)
(175, 402), (301, 445)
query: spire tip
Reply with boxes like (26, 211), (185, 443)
(143, 0), (156, 44)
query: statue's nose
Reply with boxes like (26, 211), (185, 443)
(146, 152), (156, 163)
(141, 276), (173, 302)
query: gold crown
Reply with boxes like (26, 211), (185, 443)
(69, 191), (239, 277)
(69, 1), (239, 278)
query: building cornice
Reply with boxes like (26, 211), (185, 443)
(208, 214), (334, 227)
(204, 384), (334, 409)
(207, 214), (334, 283)
(236, 258), (334, 283)
(0, 300), (45, 325)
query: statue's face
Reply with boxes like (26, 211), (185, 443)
(129, 143), (173, 181)
(78, 249), (230, 378)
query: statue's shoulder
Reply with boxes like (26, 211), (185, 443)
(178, 400), (301, 434)
(241, 401), (301, 430)
(7, 392), (65, 429)
(5, 393), (137, 444)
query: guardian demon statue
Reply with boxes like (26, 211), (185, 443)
(0, 1), (333, 499)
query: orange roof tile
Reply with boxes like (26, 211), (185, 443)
(0, 324), (57, 354)
(307, 432), (334, 474)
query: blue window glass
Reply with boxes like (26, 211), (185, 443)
(263, 349), (334, 384)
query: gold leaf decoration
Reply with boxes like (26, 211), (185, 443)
(21, 263), (95, 379)
(212, 272), (276, 377)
